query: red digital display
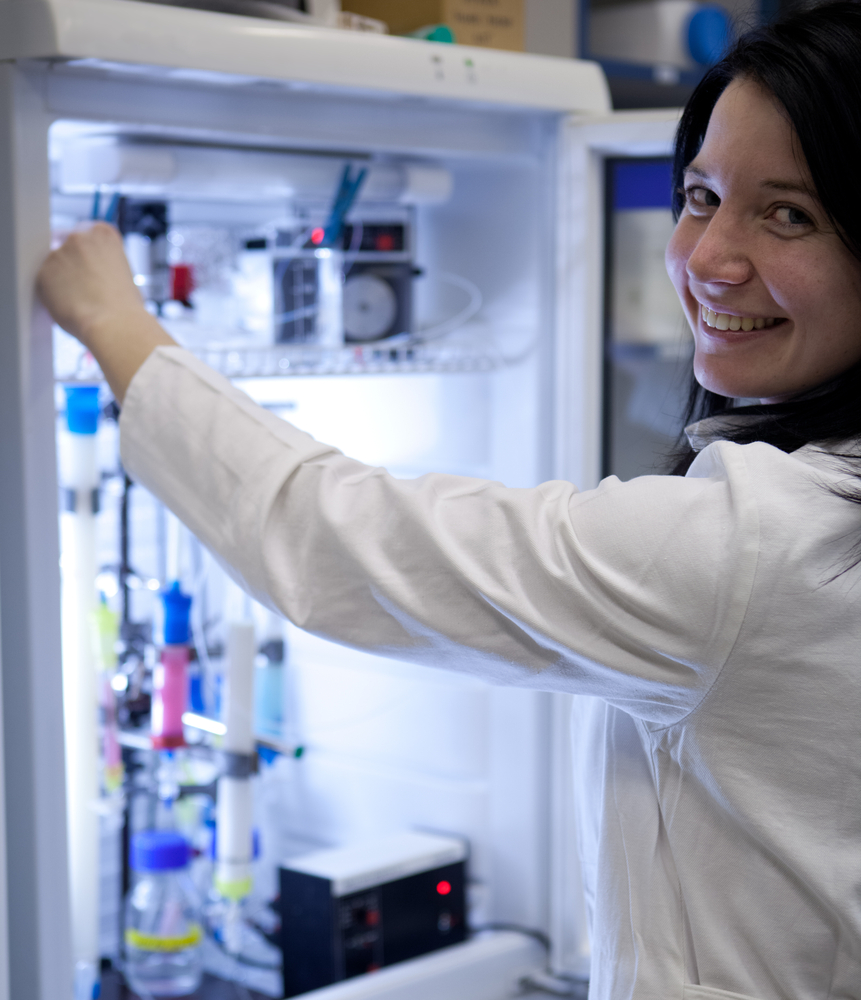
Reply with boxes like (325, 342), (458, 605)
(436, 880), (452, 896)
(375, 233), (395, 251)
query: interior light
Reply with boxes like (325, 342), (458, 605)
(96, 571), (119, 598)
(182, 712), (227, 736)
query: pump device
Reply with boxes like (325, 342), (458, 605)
(278, 831), (467, 997)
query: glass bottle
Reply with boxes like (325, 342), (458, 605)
(124, 830), (203, 997)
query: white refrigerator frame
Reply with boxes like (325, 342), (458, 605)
(0, 6), (680, 996)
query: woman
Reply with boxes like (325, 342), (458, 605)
(37, 3), (861, 998)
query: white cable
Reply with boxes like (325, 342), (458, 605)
(412, 271), (483, 344)
(285, 224), (316, 250)
(497, 332), (541, 366)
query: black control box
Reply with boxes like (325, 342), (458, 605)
(277, 831), (467, 997)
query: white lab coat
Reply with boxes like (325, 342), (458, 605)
(120, 346), (861, 1000)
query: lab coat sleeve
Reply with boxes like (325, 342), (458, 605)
(120, 347), (759, 726)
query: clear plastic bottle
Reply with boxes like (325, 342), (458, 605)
(124, 830), (203, 997)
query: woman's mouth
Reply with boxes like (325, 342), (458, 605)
(699, 304), (786, 332)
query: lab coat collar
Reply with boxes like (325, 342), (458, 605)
(684, 414), (757, 452)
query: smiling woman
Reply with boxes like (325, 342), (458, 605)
(666, 1), (861, 472)
(667, 78), (861, 402)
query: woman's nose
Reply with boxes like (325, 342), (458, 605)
(685, 208), (754, 287)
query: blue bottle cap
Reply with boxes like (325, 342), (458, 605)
(130, 830), (189, 872)
(161, 581), (192, 645)
(64, 386), (101, 435)
(688, 5), (731, 66)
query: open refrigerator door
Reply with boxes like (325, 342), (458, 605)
(550, 108), (682, 982)
(0, 4), (681, 998)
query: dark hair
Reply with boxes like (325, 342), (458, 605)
(669, 0), (861, 476)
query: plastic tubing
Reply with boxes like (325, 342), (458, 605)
(59, 386), (101, 998)
(412, 272), (483, 344)
(215, 621), (256, 902)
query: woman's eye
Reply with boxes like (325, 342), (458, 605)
(684, 186), (720, 211)
(773, 205), (812, 227)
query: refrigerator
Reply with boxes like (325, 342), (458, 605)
(0, 3), (680, 997)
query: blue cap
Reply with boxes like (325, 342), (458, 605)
(64, 386), (100, 435)
(162, 581), (192, 645)
(130, 830), (189, 872)
(688, 6), (731, 66)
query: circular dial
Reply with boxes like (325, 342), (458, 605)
(343, 273), (398, 341)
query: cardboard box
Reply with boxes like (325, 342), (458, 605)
(341, 0), (524, 51)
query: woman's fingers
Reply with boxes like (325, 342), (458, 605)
(37, 222), (146, 346)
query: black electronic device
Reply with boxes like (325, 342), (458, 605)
(273, 220), (413, 344)
(117, 198), (170, 308)
(277, 831), (468, 997)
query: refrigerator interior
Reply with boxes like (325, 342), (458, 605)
(47, 75), (565, 998)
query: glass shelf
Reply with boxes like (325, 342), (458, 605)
(608, 339), (694, 363)
(192, 338), (509, 378)
(53, 325), (521, 384)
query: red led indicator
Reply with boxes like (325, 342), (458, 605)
(375, 233), (395, 251)
(170, 263), (195, 304)
(436, 880), (452, 896)
(310, 227), (326, 245)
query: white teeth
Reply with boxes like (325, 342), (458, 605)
(699, 304), (777, 332)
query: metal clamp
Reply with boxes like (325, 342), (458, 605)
(217, 750), (258, 779)
(60, 487), (100, 514)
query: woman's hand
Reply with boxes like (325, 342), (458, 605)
(38, 222), (144, 346)
(37, 222), (176, 404)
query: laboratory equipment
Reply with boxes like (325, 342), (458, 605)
(274, 219), (414, 345)
(215, 622), (256, 905)
(124, 830), (204, 997)
(255, 634), (284, 739)
(90, 602), (124, 794)
(0, 5), (683, 999)
(151, 583), (193, 750)
(278, 831), (467, 996)
(118, 198), (172, 312)
(59, 385), (102, 1000)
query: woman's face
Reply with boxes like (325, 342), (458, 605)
(666, 76), (861, 402)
